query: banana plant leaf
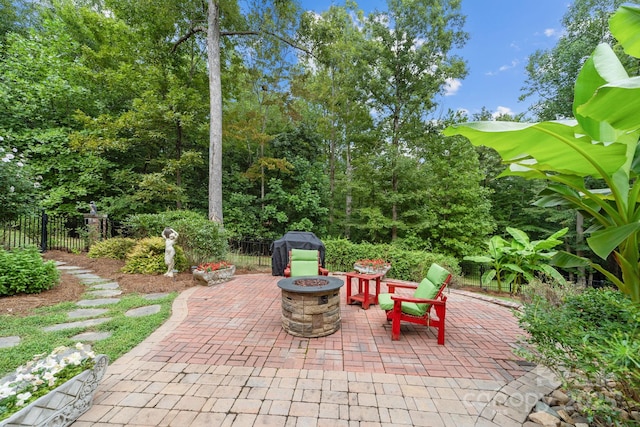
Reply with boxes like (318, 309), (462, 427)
(609, 4), (640, 57)
(442, 121), (633, 178)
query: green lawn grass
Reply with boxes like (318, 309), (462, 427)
(0, 292), (177, 377)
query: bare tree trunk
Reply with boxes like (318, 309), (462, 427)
(345, 130), (352, 239)
(176, 120), (183, 209)
(328, 67), (336, 226)
(391, 109), (400, 241)
(207, 0), (223, 224)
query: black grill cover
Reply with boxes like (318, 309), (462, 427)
(270, 231), (326, 276)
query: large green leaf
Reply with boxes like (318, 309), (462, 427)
(506, 227), (530, 247)
(609, 4), (640, 58)
(573, 44), (628, 143)
(577, 77), (640, 135)
(587, 222), (640, 259)
(536, 263), (567, 284)
(481, 269), (496, 286)
(503, 263), (525, 274)
(444, 121), (631, 177)
(551, 251), (591, 268)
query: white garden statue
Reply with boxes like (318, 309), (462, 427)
(162, 227), (179, 277)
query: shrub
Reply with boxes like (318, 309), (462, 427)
(323, 239), (459, 282)
(87, 238), (137, 260)
(0, 246), (59, 296)
(124, 211), (228, 265)
(517, 285), (640, 425)
(122, 237), (188, 274)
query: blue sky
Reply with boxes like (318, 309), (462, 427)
(299, 0), (570, 118)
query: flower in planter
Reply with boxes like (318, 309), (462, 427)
(355, 258), (390, 268)
(0, 343), (96, 421)
(197, 260), (233, 272)
(354, 258), (392, 275)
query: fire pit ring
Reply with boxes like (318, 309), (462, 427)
(277, 276), (344, 338)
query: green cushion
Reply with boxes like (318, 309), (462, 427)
(378, 293), (428, 316)
(291, 249), (318, 261)
(290, 260), (318, 276)
(378, 293), (394, 310)
(426, 263), (450, 286)
(413, 278), (439, 313)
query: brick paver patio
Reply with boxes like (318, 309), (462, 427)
(142, 274), (528, 382)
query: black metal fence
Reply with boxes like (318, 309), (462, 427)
(0, 211), (115, 253)
(227, 239), (273, 268)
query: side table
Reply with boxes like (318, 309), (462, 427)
(345, 272), (383, 309)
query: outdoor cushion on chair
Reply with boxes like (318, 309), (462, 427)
(379, 277), (439, 315)
(284, 249), (329, 277)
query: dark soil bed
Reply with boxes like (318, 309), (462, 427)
(0, 251), (265, 317)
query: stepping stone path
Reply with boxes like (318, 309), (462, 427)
(0, 262), (169, 350)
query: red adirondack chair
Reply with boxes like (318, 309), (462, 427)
(378, 264), (452, 344)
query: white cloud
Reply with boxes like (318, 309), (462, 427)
(492, 106), (514, 119)
(544, 28), (558, 37)
(444, 78), (462, 96)
(499, 60), (519, 72)
(485, 59), (519, 76)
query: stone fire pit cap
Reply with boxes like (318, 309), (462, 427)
(277, 276), (344, 293)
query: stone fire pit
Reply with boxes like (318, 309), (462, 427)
(277, 276), (344, 338)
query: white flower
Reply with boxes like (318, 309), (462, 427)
(42, 371), (57, 387)
(9, 186), (14, 193)
(75, 343), (85, 351)
(14, 373), (34, 383)
(11, 147), (17, 152)
(0, 383), (15, 399)
(64, 352), (83, 366)
(1, 156), (9, 162)
(16, 392), (31, 406)
(41, 357), (58, 371)
(16, 161), (23, 167)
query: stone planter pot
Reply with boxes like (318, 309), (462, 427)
(353, 263), (391, 276)
(193, 265), (236, 286)
(0, 354), (108, 427)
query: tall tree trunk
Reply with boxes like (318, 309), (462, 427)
(207, 0), (223, 224)
(345, 128), (352, 239)
(328, 67), (336, 226)
(391, 108), (400, 241)
(176, 119), (183, 209)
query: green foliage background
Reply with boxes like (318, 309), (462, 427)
(324, 239), (459, 283)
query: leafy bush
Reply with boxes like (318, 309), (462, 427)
(0, 246), (59, 296)
(464, 227), (567, 294)
(122, 237), (188, 274)
(124, 211), (228, 265)
(324, 239), (459, 282)
(517, 285), (640, 425)
(87, 238), (137, 260)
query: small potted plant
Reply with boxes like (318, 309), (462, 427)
(192, 260), (236, 286)
(0, 343), (108, 426)
(353, 258), (391, 276)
